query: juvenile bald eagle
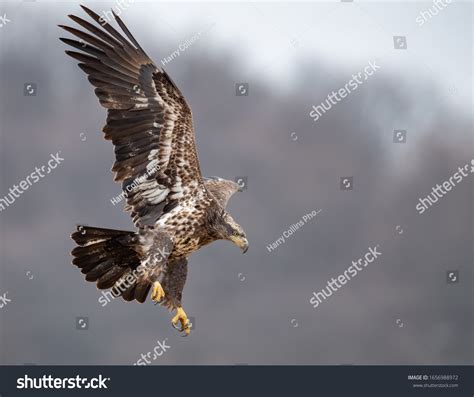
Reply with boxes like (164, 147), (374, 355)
(61, 6), (248, 335)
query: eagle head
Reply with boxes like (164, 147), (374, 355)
(216, 212), (249, 254)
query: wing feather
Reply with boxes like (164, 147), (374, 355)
(204, 177), (241, 208)
(60, 6), (204, 228)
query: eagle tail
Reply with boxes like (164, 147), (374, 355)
(71, 225), (150, 303)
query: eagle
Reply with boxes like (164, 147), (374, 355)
(60, 5), (248, 336)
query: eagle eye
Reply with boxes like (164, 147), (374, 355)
(232, 230), (240, 237)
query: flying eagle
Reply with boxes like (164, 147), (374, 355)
(60, 5), (248, 336)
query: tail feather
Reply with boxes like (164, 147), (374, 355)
(71, 225), (150, 302)
(134, 280), (152, 303)
(96, 265), (129, 289)
(71, 226), (132, 246)
(121, 283), (137, 302)
(84, 259), (115, 281)
(73, 250), (111, 268)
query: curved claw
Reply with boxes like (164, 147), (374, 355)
(181, 323), (191, 336)
(171, 307), (192, 336)
(151, 281), (165, 302)
(172, 320), (183, 331)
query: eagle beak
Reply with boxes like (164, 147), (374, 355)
(230, 235), (249, 253)
(241, 239), (249, 254)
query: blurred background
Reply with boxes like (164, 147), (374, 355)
(0, 0), (472, 365)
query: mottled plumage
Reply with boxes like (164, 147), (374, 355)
(63, 6), (248, 335)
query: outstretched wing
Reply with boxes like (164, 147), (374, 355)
(59, 6), (203, 228)
(204, 177), (241, 208)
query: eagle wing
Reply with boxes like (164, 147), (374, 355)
(60, 6), (203, 228)
(204, 177), (241, 208)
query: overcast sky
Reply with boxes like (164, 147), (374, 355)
(0, 1), (472, 365)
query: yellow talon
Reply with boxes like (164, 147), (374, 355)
(172, 307), (191, 336)
(151, 281), (165, 302)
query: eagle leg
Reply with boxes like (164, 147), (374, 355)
(150, 281), (165, 302)
(138, 228), (173, 303)
(171, 307), (192, 336)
